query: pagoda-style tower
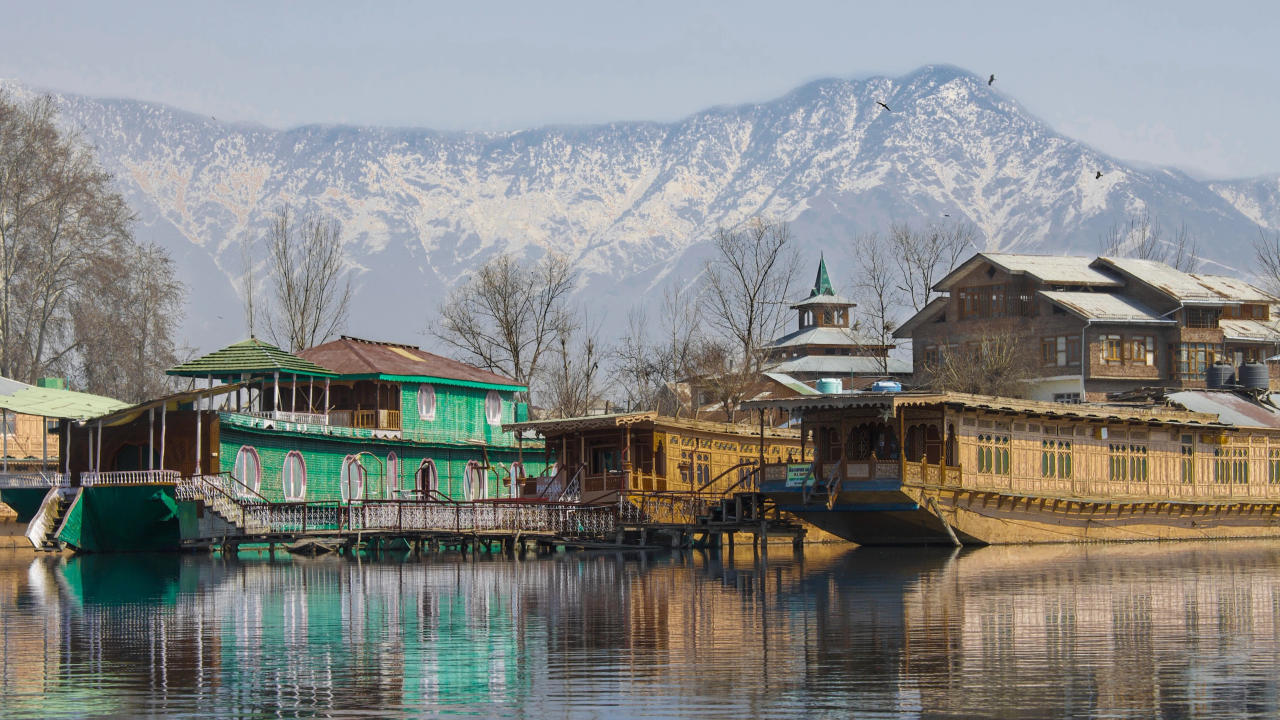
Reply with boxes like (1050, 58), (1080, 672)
(765, 256), (909, 385)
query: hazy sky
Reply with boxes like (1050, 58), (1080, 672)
(1, 0), (1276, 179)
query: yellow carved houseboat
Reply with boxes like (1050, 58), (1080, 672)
(748, 389), (1280, 545)
(506, 411), (808, 507)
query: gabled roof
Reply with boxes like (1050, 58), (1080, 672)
(1167, 391), (1280, 429)
(0, 376), (128, 421)
(168, 338), (336, 379)
(892, 296), (949, 338)
(1037, 290), (1175, 325)
(768, 355), (912, 376)
(1093, 257), (1277, 305)
(298, 336), (525, 391)
(1220, 319), (1280, 343)
(935, 253), (1123, 292)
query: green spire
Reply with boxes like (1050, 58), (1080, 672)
(811, 254), (834, 297)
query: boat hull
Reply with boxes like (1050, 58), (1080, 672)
(57, 485), (181, 553)
(766, 480), (1280, 546)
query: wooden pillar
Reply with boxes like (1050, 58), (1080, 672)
(758, 408), (766, 484)
(308, 375), (314, 413)
(195, 406), (202, 476)
(149, 408), (155, 470)
(2, 409), (7, 472)
(291, 373), (297, 415)
(273, 371), (280, 414)
(96, 420), (103, 473)
(324, 378), (331, 421)
(63, 422), (70, 476)
(41, 415), (48, 470)
(160, 404), (167, 470)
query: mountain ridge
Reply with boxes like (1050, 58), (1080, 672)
(3, 66), (1278, 354)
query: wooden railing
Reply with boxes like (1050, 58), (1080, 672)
(352, 409), (401, 430)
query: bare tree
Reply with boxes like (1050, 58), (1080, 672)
(541, 310), (605, 418)
(612, 284), (700, 415)
(74, 241), (185, 401)
(700, 218), (799, 419)
(1252, 230), (1280, 296)
(1100, 212), (1200, 272)
(683, 337), (756, 422)
(890, 221), (974, 312)
(434, 252), (576, 404)
(263, 205), (352, 352)
(850, 232), (902, 374)
(0, 90), (182, 396)
(922, 330), (1036, 398)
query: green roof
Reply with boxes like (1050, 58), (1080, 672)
(167, 338), (337, 379)
(0, 376), (128, 420)
(811, 254), (834, 297)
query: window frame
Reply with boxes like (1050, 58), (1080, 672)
(417, 384), (437, 421)
(282, 451), (307, 501)
(233, 445), (262, 496)
(485, 390), (503, 426)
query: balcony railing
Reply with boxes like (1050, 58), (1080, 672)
(242, 409), (330, 426)
(81, 470), (181, 486)
(0, 472), (66, 489)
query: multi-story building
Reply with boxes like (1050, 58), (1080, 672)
(895, 253), (1280, 402)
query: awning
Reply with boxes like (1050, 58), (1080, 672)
(0, 376), (128, 421)
(91, 383), (246, 427)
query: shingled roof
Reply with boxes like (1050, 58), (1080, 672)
(298, 336), (525, 391)
(167, 338), (337, 379)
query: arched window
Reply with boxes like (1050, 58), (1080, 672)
(341, 455), (366, 503)
(282, 451), (306, 501)
(464, 460), (486, 501)
(416, 460), (438, 497)
(417, 384), (436, 421)
(233, 446), (262, 496)
(485, 391), (502, 425)
(386, 452), (399, 498)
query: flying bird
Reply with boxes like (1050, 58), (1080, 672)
(988, 74), (995, 85)
(1095, 171), (1103, 179)
(876, 100), (892, 112)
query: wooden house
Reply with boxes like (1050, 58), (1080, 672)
(505, 412), (808, 504)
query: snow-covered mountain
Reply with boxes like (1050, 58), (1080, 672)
(5, 65), (1279, 353)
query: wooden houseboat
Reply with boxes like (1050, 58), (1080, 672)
(505, 411), (807, 506)
(748, 389), (1280, 545)
(17, 337), (544, 552)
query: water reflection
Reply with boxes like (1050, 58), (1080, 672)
(3, 542), (1280, 718)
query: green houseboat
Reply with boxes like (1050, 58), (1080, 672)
(20, 336), (544, 552)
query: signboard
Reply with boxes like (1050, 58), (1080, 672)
(786, 464), (815, 488)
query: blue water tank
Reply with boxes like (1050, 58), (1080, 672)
(1239, 362), (1270, 390)
(816, 378), (843, 394)
(1206, 363), (1235, 389)
(870, 380), (902, 393)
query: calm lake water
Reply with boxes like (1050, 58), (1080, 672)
(3, 541), (1280, 718)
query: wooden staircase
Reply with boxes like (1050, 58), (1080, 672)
(24, 487), (78, 551)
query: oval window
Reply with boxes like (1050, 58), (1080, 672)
(234, 446), (262, 497)
(485, 390), (502, 425)
(464, 460), (486, 501)
(416, 460), (438, 497)
(417, 384), (436, 421)
(341, 455), (366, 503)
(386, 452), (399, 498)
(282, 451), (307, 501)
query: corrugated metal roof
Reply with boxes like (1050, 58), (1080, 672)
(168, 338), (337, 378)
(790, 293), (855, 309)
(935, 253), (1123, 291)
(770, 326), (880, 348)
(0, 376), (128, 420)
(762, 372), (820, 395)
(1220, 319), (1280, 343)
(94, 383), (246, 427)
(1167, 391), (1280, 429)
(769, 355), (913, 375)
(299, 336), (524, 390)
(1038, 290), (1175, 324)
(1096, 257), (1276, 304)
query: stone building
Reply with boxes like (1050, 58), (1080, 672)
(894, 253), (1280, 402)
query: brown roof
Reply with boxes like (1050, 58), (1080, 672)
(298, 336), (523, 389)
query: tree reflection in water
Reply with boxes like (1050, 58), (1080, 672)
(1, 542), (1280, 718)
